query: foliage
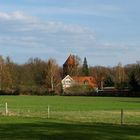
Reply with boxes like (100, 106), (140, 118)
(0, 54), (140, 95)
(91, 66), (108, 89)
(64, 84), (96, 95)
(0, 56), (13, 90)
(82, 57), (89, 76)
(114, 63), (128, 89)
(128, 62), (140, 92)
(0, 56), (62, 95)
(42, 58), (61, 92)
(104, 75), (114, 87)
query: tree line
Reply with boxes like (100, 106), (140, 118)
(0, 55), (140, 96)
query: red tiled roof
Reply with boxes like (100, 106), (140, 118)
(72, 76), (97, 88)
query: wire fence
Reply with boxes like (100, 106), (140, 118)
(0, 103), (140, 125)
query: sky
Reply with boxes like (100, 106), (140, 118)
(0, 0), (140, 66)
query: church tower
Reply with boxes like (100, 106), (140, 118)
(63, 54), (77, 77)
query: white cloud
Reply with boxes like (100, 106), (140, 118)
(0, 11), (94, 35)
(0, 11), (96, 64)
(0, 11), (135, 66)
(0, 11), (96, 48)
(0, 11), (37, 21)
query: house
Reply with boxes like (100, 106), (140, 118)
(62, 54), (98, 92)
(72, 76), (97, 88)
(61, 75), (75, 90)
(62, 75), (97, 90)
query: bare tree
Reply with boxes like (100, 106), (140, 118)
(43, 59), (61, 92)
(0, 56), (4, 90)
(0, 56), (12, 90)
(91, 66), (108, 90)
(135, 61), (140, 84)
(114, 62), (127, 89)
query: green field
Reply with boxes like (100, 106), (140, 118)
(0, 96), (140, 140)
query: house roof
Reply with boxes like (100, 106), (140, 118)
(72, 76), (97, 88)
(61, 75), (74, 83)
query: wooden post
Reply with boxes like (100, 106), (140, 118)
(5, 102), (8, 116)
(121, 109), (124, 125)
(48, 105), (50, 119)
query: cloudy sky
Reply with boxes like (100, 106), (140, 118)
(0, 0), (140, 66)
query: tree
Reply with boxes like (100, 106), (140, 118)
(0, 56), (13, 90)
(129, 62), (140, 92)
(26, 58), (46, 86)
(82, 57), (89, 76)
(129, 70), (140, 92)
(91, 66), (107, 89)
(42, 59), (61, 93)
(135, 61), (140, 84)
(114, 63), (127, 89)
(104, 75), (114, 87)
(0, 56), (4, 90)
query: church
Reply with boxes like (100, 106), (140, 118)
(62, 54), (97, 91)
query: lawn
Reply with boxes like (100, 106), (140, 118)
(0, 96), (140, 139)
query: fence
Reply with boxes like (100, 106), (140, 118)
(0, 102), (140, 125)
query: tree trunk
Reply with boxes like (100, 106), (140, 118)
(51, 76), (54, 91)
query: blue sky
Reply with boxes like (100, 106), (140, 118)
(0, 0), (140, 66)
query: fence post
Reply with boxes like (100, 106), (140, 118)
(48, 105), (50, 119)
(5, 102), (8, 116)
(121, 109), (124, 125)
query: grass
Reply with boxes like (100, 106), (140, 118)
(0, 96), (140, 110)
(0, 96), (140, 139)
(0, 116), (140, 140)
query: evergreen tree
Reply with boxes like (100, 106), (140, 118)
(129, 71), (139, 92)
(82, 57), (89, 76)
(129, 64), (140, 92)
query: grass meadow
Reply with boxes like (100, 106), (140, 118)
(0, 96), (140, 140)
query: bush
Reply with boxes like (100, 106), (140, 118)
(63, 85), (96, 96)
(12, 86), (49, 95)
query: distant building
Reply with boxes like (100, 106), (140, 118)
(62, 54), (98, 91)
(63, 54), (77, 77)
(62, 75), (97, 90)
(61, 75), (74, 90)
(72, 76), (97, 88)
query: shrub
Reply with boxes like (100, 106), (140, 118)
(63, 85), (96, 96)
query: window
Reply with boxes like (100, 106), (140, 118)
(83, 80), (89, 85)
(66, 80), (71, 84)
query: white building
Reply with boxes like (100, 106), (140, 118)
(61, 75), (74, 90)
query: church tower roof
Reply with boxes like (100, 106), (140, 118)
(63, 54), (76, 66)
